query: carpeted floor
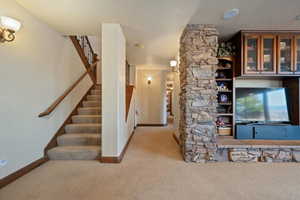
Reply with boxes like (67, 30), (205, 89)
(1, 125), (300, 200)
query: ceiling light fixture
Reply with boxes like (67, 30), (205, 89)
(0, 16), (22, 43)
(223, 8), (239, 20)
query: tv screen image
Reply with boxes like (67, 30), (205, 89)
(235, 88), (290, 123)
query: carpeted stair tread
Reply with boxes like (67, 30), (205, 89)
(47, 146), (100, 160)
(83, 101), (101, 107)
(57, 134), (101, 146)
(87, 95), (101, 101)
(78, 107), (101, 115)
(72, 115), (101, 123)
(65, 123), (101, 133)
(91, 90), (101, 95)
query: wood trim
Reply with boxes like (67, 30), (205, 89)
(137, 124), (168, 127)
(44, 85), (94, 154)
(0, 157), (48, 189)
(100, 130), (135, 163)
(38, 71), (88, 117)
(69, 36), (96, 84)
(173, 133), (180, 145)
(126, 85), (134, 121)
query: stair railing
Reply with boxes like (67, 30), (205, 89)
(70, 36), (99, 84)
(38, 36), (99, 117)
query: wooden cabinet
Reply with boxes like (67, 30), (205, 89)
(234, 31), (300, 77)
(261, 35), (276, 74)
(294, 36), (300, 74)
(244, 35), (260, 74)
(278, 35), (293, 74)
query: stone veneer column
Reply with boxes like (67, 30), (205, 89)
(179, 24), (219, 162)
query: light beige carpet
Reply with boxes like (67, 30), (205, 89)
(1, 125), (300, 200)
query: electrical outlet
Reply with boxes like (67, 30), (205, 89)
(0, 160), (8, 167)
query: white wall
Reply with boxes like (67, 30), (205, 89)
(0, 0), (93, 178)
(172, 71), (181, 139)
(102, 24), (132, 156)
(136, 69), (167, 125)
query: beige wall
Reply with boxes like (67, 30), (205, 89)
(102, 24), (133, 156)
(0, 0), (93, 178)
(172, 71), (180, 138)
(136, 69), (167, 125)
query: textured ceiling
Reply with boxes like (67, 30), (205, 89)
(15, 0), (300, 69)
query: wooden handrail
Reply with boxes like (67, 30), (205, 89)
(126, 85), (135, 121)
(38, 71), (88, 117)
(38, 36), (99, 118)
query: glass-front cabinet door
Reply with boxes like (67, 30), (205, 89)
(278, 36), (294, 74)
(261, 35), (276, 74)
(294, 36), (300, 74)
(244, 35), (260, 74)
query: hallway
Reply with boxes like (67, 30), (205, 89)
(1, 125), (300, 200)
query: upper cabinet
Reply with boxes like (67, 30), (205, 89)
(261, 35), (276, 74)
(244, 35), (260, 74)
(295, 36), (300, 74)
(278, 36), (293, 74)
(234, 31), (300, 77)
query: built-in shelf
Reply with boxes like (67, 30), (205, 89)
(218, 90), (232, 93)
(216, 78), (232, 81)
(217, 67), (232, 70)
(218, 102), (232, 105)
(217, 113), (233, 116)
(216, 56), (235, 137)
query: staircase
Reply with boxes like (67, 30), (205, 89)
(47, 85), (101, 160)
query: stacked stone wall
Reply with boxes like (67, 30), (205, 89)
(179, 24), (218, 162)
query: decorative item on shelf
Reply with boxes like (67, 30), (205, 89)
(227, 106), (233, 113)
(216, 117), (225, 127)
(219, 94), (229, 103)
(217, 127), (232, 136)
(216, 71), (226, 79)
(217, 42), (236, 57)
(225, 63), (232, 69)
(217, 106), (227, 113)
(217, 82), (229, 92)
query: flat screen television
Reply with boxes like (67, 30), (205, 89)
(235, 88), (290, 124)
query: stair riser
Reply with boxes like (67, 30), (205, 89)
(72, 116), (101, 124)
(65, 126), (101, 133)
(78, 109), (101, 115)
(83, 101), (101, 107)
(87, 95), (101, 101)
(57, 136), (101, 146)
(48, 151), (99, 160)
(94, 85), (101, 90)
(91, 90), (101, 95)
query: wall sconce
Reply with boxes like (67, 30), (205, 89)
(170, 60), (177, 67)
(0, 16), (22, 43)
(147, 76), (152, 85)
